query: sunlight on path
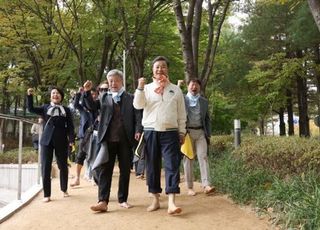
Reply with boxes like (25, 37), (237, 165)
(0, 164), (271, 230)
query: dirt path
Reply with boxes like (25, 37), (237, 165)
(0, 164), (271, 230)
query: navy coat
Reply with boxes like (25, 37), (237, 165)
(74, 92), (95, 139)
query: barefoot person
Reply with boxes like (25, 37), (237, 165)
(182, 79), (215, 196)
(133, 56), (186, 215)
(87, 69), (142, 212)
(27, 87), (75, 202)
(70, 84), (99, 187)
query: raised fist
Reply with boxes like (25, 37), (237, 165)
(137, 78), (146, 89)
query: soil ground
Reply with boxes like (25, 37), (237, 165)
(0, 164), (272, 230)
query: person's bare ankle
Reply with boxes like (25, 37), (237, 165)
(70, 178), (80, 187)
(147, 194), (160, 212)
(42, 197), (51, 203)
(147, 202), (160, 212)
(187, 189), (196, 196)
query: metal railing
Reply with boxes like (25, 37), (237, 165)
(0, 113), (42, 200)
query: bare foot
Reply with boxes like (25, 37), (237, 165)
(168, 206), (182, 215)
(147, 203), (160, 212)
(70, 178), (80, 187)
(119, 202), (132, 209)
(204, 186), (215, 194)
(147, 194), (160, 212)
(63, 192), (69, 197)
(42, 197), (51, 203)
(90, 201), (108, 212)
(187, 189), (196, 196)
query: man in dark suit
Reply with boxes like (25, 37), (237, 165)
(87, 69), (142, 212)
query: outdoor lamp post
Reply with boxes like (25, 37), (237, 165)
(234, 119), (241, 148)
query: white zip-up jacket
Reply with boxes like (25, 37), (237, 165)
(133, 81), (186, 135)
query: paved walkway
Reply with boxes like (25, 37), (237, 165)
(0, 164), (271, 230)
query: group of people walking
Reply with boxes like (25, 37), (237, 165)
(26, 56), (214, 215)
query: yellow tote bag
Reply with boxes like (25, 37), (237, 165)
(181, 133), (195, 160)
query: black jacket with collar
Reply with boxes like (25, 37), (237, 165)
(27, 95), (75, 146)
(85, 91), (142, 147)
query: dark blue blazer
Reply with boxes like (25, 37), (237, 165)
(74, 92), (95, 138)
(27, 95), (75, 146)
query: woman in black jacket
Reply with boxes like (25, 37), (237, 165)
(27, 87), (75, 202)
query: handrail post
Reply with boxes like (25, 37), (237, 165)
(17, 120), (23, 200)
(37, 124), (43, 185)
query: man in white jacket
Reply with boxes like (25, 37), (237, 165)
(133, 56), (186, 215)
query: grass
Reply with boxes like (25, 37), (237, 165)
(203, 148), (320, 229)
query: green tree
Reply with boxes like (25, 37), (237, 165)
(173, 0), (232, 94)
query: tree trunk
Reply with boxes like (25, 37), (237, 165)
(173, 0), (196, 81)
(314, 45), (320, 134)
(259, 118), (265, 135)
(296, 74), (310, 137)
(286, 89), (294, 136)
(96, 34), (112, 84)
(117, 0), (165, 90)
(173, 0), (231, 96)
(279, 107), (286, 136)
(308, 0), (320, 32)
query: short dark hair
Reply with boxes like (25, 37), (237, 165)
(50, 86), (65, 102)
(188, 78), (201, 86)
(152, 56), (169, 67)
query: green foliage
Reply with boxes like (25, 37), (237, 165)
(287, 1), (320, 49)
(0, 147), (38, 163)
(210, 134), (234, 153)
(241, 1), (292, 59)
(210, 93), (236, 134)
(256, 173), (320, 229)
(234, 136), (320, 177)
(210, 151), (274, 204)
(206, 135), (320, 229)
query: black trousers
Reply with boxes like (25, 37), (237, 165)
(97, 139), (132, 204)
(41, 142), (69, 197)
(74, 138), (87, 165)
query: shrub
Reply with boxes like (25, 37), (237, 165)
(233, 136), (320, 178)
(209, 151), (273, 204)
(0, 147), (38, 164)
(205, 135), (320, 229)
(210, 135), (233, 154)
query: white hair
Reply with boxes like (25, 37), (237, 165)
(107, 69), (123, 80)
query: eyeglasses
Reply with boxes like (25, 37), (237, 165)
(99, 88), (108, 92)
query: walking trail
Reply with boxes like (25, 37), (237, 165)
(0, 164), (271, 230)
